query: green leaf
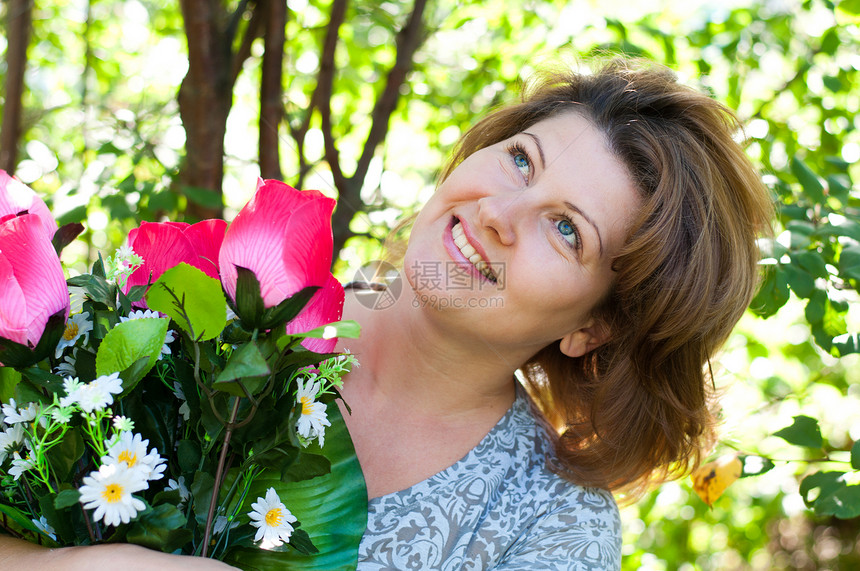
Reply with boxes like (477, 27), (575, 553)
(832, 333), (860, 356)
(223, 403), (367, 570)
(783, 264), (815, 298)
(146, 263), (226, 341)
(45, 427), (85, 481)
(774, 415), (823, 448)
(51, 222), (85, 256)
(289, 320), (362, 343)
(95, 318), (168, 393)
(215, 342), (270, 384)
(792, 250), (829, 279)
(177, 439), (202, 473)
(54, 488), (82, 509)
(839, 245), (860, 283)
(790, 157), (824, 204)
(852, 441), (860, 471)
(739, 455), (776, 478)
(0, 503), (40, 534)
(0, 367), (22, 403)
(750, 266), (790, 317)
(190, 471), (216, 528)
(126, 504), (192, 552)
(233, 266), (266, 330)
(280, 452), (332, 483)
(67, 273), (114, 307)
(260, 286), (319, 331)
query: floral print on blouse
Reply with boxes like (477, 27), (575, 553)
(357, 386), (622, 570)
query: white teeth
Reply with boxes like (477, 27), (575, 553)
(451, 221), (496, 282)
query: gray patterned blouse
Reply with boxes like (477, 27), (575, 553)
(357, 386), (622, 570)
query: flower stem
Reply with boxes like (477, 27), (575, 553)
(201, 396), (241, 558)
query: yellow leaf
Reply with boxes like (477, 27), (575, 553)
(691, 453), (743, 507)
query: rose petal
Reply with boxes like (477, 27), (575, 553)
(0, 214), (69, 345)
(0, 170), (57, 239)
(286, 273), (345, 353)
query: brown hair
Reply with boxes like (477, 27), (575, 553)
(442, 59), (773, 496)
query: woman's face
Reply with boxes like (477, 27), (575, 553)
(404, 111), (640, 358)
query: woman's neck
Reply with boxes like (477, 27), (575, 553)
(336, 288), (517, 421)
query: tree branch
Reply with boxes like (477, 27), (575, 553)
(352, 0), (428, 186)
(330, 0), (429, 256)
(318, 0), (350, 192)
(229, 0), (265, 89)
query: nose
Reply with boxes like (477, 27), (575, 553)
(476, 190), (524, 246)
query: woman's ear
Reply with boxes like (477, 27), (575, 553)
(558, 319), (611, 358)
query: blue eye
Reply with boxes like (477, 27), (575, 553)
(556, 218), (579, 249)
(508, 145), (531, 181)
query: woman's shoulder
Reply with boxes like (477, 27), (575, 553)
(359, 385), (621, 570)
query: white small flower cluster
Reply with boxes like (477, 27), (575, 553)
(105, 245), (144, 288)
(60, 373), (123, 413)
(0, 373), (166, 529)
(119, 310), (176, 360)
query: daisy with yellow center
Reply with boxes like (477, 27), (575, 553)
(103, 431), (166, 482)
(78, 462), (147, 526)
(55, 312), (93, 359)
(295, 377), (330, 447)
(248, 487), (297, 548)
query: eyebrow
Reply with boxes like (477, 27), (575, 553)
(565, 201), (605, 258)
(522, 131), (546, 170)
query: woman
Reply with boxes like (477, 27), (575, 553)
(338, 58), (771, 569)
(0, 58), (771, 569)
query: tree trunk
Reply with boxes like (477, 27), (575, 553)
(259, 0), (286, 180)
(0, 0), (33, 174)
(177, 0), (233, 221)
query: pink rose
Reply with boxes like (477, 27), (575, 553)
(124, 219), (228, 300)
(0, 169), (57, 239)
(0, 213), (69, 347)
(219, 179), (344, 347)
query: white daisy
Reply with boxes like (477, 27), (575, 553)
(78, 461), (148, 527)
(73, 373), (124, 413)
(0, 424), (25, 463)
(32, 515), (57, 540)
(9, 452), (35, 480)
(119, 310), (176, 359)
(1, 399), (38, 426)
(103, 431), (166, 481)
(295, 378), (330, 447)
(248, 487), (297, 548)
(55, 312), (93, 358)
(68, 286), (87, 315)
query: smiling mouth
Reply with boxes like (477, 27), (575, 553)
(451, 218), (498, 283)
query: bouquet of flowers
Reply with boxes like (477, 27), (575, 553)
(0, 172), (367, 568)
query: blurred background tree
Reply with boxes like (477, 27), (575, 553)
(1, 0), (858, 568)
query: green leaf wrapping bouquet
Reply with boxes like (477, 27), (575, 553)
(0, 173), (367, 568)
